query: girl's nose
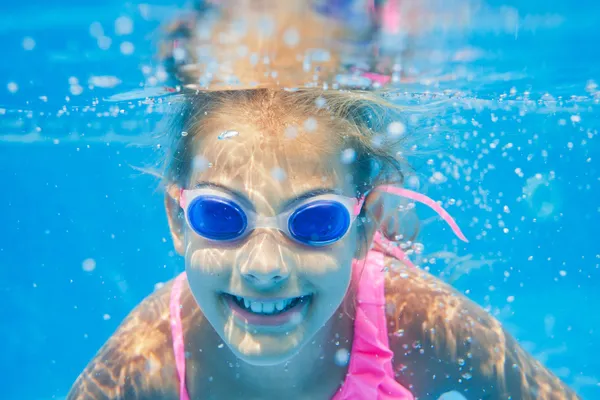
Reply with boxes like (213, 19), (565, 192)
(239, 232), (291, 288)
(241, 265), (289, 288)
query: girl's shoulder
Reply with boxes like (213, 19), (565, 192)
(381, 255), (579, 399)
(381, 254), (495, 365)
(67, 278), (197, 400)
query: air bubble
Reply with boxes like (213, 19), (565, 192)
(283, 28), (300, 47)
(315, 96), (326, 108)
(430, 171), (447, 184)
(393, 329), (405, 337)
(89, 22), (104, 38)
(115, 16), (134, 36)
(514, 168), (524, 178)
(387, 121), (406, 137)
(7, 82), (18, 93)
(97, 36), (112, 50)
(271, 167), (287, 182)
(398, 203), (415, 211)
(304, 117), (317, 132)
(173, 47), (186, 62)
(120, 41), (135, 55)
(89, 76), (121, 88)
(82, 258), (96, 272)
(334, 348), (350, 366)
(193, 156), (210, 172)
(70, 85), (83, 96)
(218, 130), (240, 140)
(22, 37), (36, 50)
(341, 148), (356, 164)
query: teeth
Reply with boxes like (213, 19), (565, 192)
(263, 302), (275, 313)
(275, 300), (285, 311)
(250, 301), (262, 313)
(235, 296), (302, 315)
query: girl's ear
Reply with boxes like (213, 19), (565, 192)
(355, 190), (387, 259)
(165, 184), (185, 255)
(380, 195), (420, 243)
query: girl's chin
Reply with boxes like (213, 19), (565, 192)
(225, 330), (306, 366)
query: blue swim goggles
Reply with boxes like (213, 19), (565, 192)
(179, 187), (364, 247)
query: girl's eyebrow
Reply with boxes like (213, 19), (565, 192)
(194, 181), (337, 209)
(193, 181), (250, 204)
(194, 181), (241, 195)
(279, 188), (337, 209)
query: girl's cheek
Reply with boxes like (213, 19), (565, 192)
(187, 247), (232, 275)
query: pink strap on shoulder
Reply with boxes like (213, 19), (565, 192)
(333, 250), (414, 400)
(170, 272), (191, 400)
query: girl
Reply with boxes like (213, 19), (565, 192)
(68, 2), (578, 399)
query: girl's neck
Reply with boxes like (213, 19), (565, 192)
(240, 310), (354, 396)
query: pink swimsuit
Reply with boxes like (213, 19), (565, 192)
(169, 187), (467, 400)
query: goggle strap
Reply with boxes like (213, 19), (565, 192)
(179, 188), (186, 209)
(376, 185), (468, 243)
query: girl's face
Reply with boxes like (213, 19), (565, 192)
(168, 109), (365, 366)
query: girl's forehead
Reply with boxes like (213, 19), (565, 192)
(187, 117), (353, 204)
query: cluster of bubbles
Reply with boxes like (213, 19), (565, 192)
(89, 16), (135, 54)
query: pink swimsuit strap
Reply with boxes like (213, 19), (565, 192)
(331, 246), (414, 400)
(170, 273), (191, 400)
(169, 187), (467, 399)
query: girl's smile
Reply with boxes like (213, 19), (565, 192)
(222, 292), (313, 329)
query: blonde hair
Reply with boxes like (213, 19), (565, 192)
(157, 0), (378, 90)
(155, 1), (417, 195)
(162, 87), (410, 197)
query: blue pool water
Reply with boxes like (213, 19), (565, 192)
(1, 0), (599, 399)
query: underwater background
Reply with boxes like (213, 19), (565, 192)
(0, 0), (599, 399)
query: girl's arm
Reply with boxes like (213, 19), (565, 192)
(66, 284), (179, 400)
(385, 258), (580, 400)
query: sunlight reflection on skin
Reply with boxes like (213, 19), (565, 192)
(224, 316), (304, 358)
(187, 232), (345, 277)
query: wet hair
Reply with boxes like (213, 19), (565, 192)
(156, 0), (378, 91)
(161, 88), (409, 198)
